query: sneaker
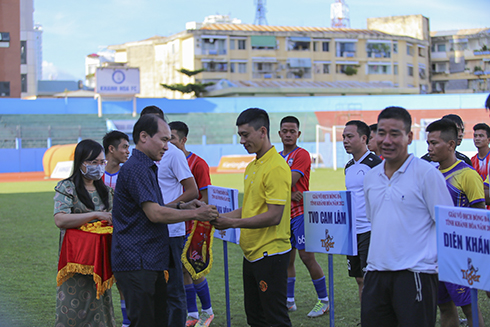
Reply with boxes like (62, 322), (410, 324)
(186, 316), (199, 327)
(307, 299), (329, 317)
(195, 312), (214, 327)
(287, 301), (297, 312)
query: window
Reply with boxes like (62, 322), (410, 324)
(394, 65), (398, 75)
(0, 81), (10, 96)
(20, 41), (27, 64)
(418, 47), (425, 57)
(287, 37), (311, 51)
(203, 38), (227, 55)
(323, 64), (330, 74)
(254, 62), (274, 72)
(202, 61), (228, 72)
(238, 40), (246, 50)
(230, 63), (235, 73)
(336, 42), (356, 57)
(336, 64), (357, 74)
(408, 65), (414, 76)
(419, 67), (426, 79)
(0, 32), (9, 48)
(238, 63), (247, 73)
(21, 74), (27, 93)
(322, 42), (329, 52)
(432, 62), (447, 73)
(251, 36), (276, 50)
(366, 43), (391, 58)
(367, 64), (391, 74)
(313, 42), (318, 52)
(229, 39), (235, 50)
(433, 43), (446, 52)
(393, 42), (398, 54)
(407, 44), (414, 56)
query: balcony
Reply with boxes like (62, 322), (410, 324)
(474, 50), (490, 56)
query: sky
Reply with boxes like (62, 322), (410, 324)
(34, 0), (490, 81)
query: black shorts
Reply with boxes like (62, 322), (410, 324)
(361, 270), (438, 327)
(346, 231), (370, 278)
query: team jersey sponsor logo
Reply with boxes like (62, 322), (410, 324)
(321, 229), (335, 251)
(461, 257), (481, 286)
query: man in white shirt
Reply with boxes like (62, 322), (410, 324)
(342, 120), (382, 306)
(141, 106), (199, 327)
(361, 106), (453, 327)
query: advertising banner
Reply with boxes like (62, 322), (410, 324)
(209, 185), (240, 244)
(216, 155), (255, 173)
(304, 191), (357, 255)
(436, 205), (490, 291)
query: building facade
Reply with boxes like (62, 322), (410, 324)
(109, 15), (431, 98)
(430, 28), (490, 93)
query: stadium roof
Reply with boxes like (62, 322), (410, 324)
(431, 28), (490, 37)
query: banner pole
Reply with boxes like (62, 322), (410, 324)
(223, 240), (231, 327)
(328, 254), (335, 327)
(471, 288), (479, 327)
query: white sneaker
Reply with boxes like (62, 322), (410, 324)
(287, 301), (297, 312)
(307, 299), (329, 317)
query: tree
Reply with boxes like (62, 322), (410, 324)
(161, 68), (214, 97)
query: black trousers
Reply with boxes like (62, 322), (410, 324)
(243, 252), (292, 327)
(361, 270), (438, 327)
(114, 270), (168, 327)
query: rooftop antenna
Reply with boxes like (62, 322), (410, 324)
(254, 0), (268, 25)
(331, 0), (350, 28)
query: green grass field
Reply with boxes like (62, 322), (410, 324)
(1, 168), (489, 326)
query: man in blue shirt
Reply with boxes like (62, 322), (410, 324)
(112, 114), (218, 327)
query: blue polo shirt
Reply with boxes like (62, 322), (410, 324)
(112, 148), (169, 272)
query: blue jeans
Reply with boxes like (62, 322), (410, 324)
(167, 236), (186, 326)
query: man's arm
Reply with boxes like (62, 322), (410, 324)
(200, 188), (208, 204)
(167, 177), (199, 205)
(291, 171), (303, 202)
(142, 201), (217, 224)
(212, 204), (284, 230)
(470, 202), (486, 209)
(485, 184), (490, 205)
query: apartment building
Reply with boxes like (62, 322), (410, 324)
(430, 28), (490, 93)
(108, 15), (430, 98)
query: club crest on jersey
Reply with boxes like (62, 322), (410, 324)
(288, 158), (294, 167)
(218, 230), (227, 238)
(321, 229), (335, 252)
(461, 257), (481, 286)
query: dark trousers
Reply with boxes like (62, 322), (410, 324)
(166, 236), (186, 327)
(114, 270), (168, 327)
(243, 252), (292, 327)
(361, 270), (438, 327)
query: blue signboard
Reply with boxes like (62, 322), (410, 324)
(304, 191), (357, 255)
(436, 205), (490, 291)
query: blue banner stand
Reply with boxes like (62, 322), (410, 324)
(328, 254), (335, 327)
(223, 241), (231, 327)
(471, 289), (479, 327)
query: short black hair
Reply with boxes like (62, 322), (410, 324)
(441, 114), (464, 128)
(133, 114), (164, 145)
(236, 108), (270, 138)
(485, 94), (490, 111)
(345, 120), (371, 144)
(141, 105), (165, 121)
(280, 116), (300, 129)
(378, 106), (412, 133)
(102, 130), (129, 155)
(426, 119), (458, 143)
(473, 123), (490, 138)
(369, 123), (377, 133)
(168, 121), (189, 140)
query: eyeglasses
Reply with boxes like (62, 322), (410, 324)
(84, 159), (108, 166)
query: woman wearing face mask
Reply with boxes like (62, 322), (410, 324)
(53, 139), (116, 327)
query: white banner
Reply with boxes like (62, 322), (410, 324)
(96, 67), (140, 95)
(209, 185), (240, 244)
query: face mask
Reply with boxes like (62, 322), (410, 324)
(81, 164), (105, 180)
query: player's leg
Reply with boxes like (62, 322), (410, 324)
(116, 285), (131, 327)
(194, 276), (214, 327)
(184, 270), (199, 326)
(438, 282), (460, 327)
(287, 220), (297, 312)
(445, 283), (484, 327)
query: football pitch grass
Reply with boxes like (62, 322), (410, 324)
(1, 168), (489, 326)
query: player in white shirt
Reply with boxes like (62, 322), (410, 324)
(362, 107), (453, 327)
(342, 120), (382, 307)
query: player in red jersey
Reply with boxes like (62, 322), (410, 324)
(471, 123), (490, 181)
(278, 116), (329, 318)
(169, 121), (214, 327)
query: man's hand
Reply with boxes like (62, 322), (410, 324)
(291, 191), (303, 202)
(194, 205), (219, 221)
(181, 199), (204, 209)
(97, 212), (113, 225)
(210, 216), (235, 230)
